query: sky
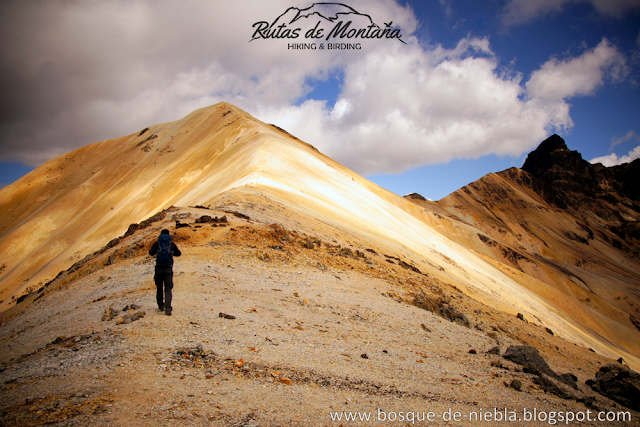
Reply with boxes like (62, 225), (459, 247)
(0, 0), (639, 200)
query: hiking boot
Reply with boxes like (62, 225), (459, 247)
(158, 305), (165, 312)
(165, 308), (172, 316)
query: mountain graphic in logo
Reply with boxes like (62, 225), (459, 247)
(288, 3), (375, 25)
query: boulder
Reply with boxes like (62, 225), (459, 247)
(586, 364), (640, 411)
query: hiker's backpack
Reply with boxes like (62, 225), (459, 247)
(156, 234), (174, 265)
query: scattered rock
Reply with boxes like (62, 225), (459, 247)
(420, 323), (432, 333)
(115, 311), (145, 325)
(532, 375), (574, 400)
(398, 260), (422, 274)
(411, 292), (470, 327)
(122, 304), (140, 312)
(487, 346), (500, 355)
(502, 345), (557, 378)
(468, 349), (477, 354)
(545, 327), (554, 335)
(225, 211), (250, 220)
(436, 304), (470, 327)
(516, 313), (524, 321)
(558, 373), (578, 390)
(101, 306), (119, 321)
(509, 379), (522, 391)
(577, 396), (599, 410)
(195, 215), (228, 224)
(360, 353), (369, 359)
(219, 312), (236, 319)
(338, 248), (353, 258)
(301, 238), (315, 249)
(586, 364), (640, 411)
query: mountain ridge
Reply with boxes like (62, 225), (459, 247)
(1, 106), (638, 372)
(405, 135), (640, 369)
(1, 104), (640, 425)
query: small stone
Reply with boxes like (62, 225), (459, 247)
(279, 377), (292, 385)
(219, 312), (235, 319)
(509, 379), (522, 391)
(420, 323), (432, 332)
(545, 327), (554, 335)
(516, 313), (524, 321)
(468, 349), (477, 354)
(131, 311), (146, 321)
(360, 353), (369, 359)
(487, 346), (500, 355)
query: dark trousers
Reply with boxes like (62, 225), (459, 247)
(154, 266), (173, 309)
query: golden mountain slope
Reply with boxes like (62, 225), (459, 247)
(405, 164), (640, 370)
(1, 103), (638, 370)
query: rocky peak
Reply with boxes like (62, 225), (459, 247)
(521, 134), (640, 210)
(522, 134), (580, 178)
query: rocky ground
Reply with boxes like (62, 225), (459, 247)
(1, 208), (638, 426)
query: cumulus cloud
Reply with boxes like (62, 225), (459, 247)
(0, 0), (415, 166)
(502, 0), (640, 26)
(255, 38), (571, 174)
(590, 144), (640, 166)
(0, 0), (630, 178)
(526, 39), (627, 101)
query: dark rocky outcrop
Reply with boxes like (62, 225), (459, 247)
(503, 345), (581, 399)
(503, 345), (557, 378)
(195, 215), (228, 224)
(522, 134), (640, 208)
(586, 364), (640, 411)
(521, 134), (640, 256)
(411, 291), (470, 327)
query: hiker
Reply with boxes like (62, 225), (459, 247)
(149, 229), (181, 315)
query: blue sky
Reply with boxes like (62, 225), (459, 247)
(335, 0), (640, 199)
(1, 0), (639, 200)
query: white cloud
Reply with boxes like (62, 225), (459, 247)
(0, 0), (416, 166)
(526, 39), (627, 101)
(502, 0), (640, 26)
(254, 38), (573, 174)
(590, 144), (640, 166)
(0, 1), (630, 178)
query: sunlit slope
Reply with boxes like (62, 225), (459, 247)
(0, 103), (258, 309)
(405, 167), (640, 369)
(171, 115), (639, 367)
(0, 102), (637, 369)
